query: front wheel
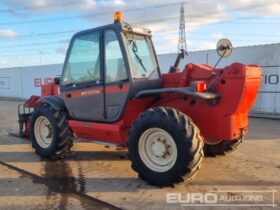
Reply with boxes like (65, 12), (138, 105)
(127, 107), (204, 187)
(30, 105), (73, 159)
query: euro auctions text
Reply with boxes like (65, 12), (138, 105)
(166, 190), (278, 207)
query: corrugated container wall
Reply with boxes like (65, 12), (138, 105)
(0, 43), (279, 118)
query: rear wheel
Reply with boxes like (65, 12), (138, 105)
(204, 137), (243, 157)
(30, 105), (73, 159)
(127, 107), (204, 186)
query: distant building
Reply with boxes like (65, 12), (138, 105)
(1, 43), (279, 118)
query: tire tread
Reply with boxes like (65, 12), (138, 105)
(127, 107), (204, 186)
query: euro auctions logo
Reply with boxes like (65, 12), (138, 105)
(167, 192), (218, 204)
(34, 77), (53, 87)
(166, 190), (278, 207)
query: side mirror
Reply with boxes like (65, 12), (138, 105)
(54, 77), (60, 85)
(216, 38), (233, 58)
(214, 38), (233, 68)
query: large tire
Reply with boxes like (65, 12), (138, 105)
(30, 105), (73, 159)
(204, 137), (243, 157)
(127, 107), (204, 187)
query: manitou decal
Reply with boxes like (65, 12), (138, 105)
(34, 77), (53, 87)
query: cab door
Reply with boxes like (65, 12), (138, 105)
(103, 29), (129, 120)
(60, 30), (105, 121)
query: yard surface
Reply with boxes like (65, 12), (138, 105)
(0, 99), (279, 210)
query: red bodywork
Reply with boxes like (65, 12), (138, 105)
(23, 62), (261, 146)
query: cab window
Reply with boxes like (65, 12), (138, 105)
(62, 31), (100, 85)
(105, 29), (127, 83)
(125, 34), (159, 80)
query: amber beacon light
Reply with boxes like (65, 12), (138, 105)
(114, 11), (122, 22)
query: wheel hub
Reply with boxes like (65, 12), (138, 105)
(34, 116), (53, 149)
(152, 140), (166, 157)
(138, 128), (178, 172)
(41, 125), (51, 138)
(151, 138), (171, 158)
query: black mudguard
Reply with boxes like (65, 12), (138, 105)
(38, 96), (67, 111)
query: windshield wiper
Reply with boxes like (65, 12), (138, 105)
(124, 23), (147, 73)
(131, 40), (147, 73)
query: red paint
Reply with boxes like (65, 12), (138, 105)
(105, 84), (129, 93)
(69, 120), (126, 145)
(69, 98), (154, 146)
(154, 63), (261, 143)
(24, 95), (41, 107)
(61, 84), (129, 99)
(69, 87), (103, 98)
(23, 63), (261, 146)
(41, 83), (59, 96)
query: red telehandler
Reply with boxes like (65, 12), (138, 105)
(16, 12), (261, 186)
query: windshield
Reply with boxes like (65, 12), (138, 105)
(125, 34), (159, 79)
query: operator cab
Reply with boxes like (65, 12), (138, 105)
(59, 11), (162, 122)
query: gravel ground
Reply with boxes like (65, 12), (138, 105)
(0, 99), (279, 210)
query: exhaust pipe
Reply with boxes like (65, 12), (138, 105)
(169, 49), (186, 73)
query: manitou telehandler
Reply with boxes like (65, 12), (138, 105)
(16, 12), (261, 186)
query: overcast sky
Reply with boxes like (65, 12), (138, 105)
(0, 0), (280, 68)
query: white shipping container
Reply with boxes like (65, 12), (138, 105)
(0, 64), (61, 99)
(0, 43), (279, 118)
